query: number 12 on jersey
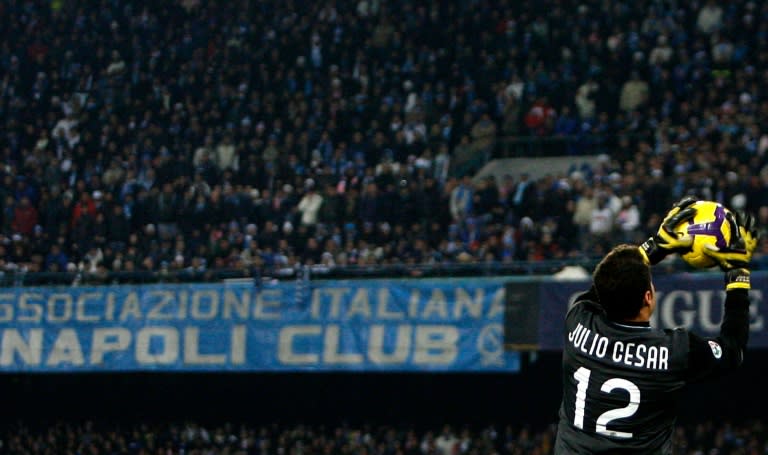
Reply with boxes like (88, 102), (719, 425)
(572, 367), (641, 439)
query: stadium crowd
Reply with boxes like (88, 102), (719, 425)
(2, 0), (768, 281)
(1, 420), (766, 454)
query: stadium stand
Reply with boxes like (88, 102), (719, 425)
(2, 2), (768, 453)
(1, 0), (768, 284)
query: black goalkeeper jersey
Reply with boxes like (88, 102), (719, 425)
(554, 288), (750, 455)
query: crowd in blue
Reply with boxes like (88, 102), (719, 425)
(1, 0), (768, 283)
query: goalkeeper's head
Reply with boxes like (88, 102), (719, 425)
(593, 244), (656, 322)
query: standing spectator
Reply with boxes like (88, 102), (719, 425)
(216, 134), (238, 171)
(588, 196), (614, 253)
(193, 136), (216, 167)
(524, 96), (557, 136)
(508, 173), (537, 220)
(156, 183), (179, 239)
(554, 105), (579, 137)
(474, 176), (501, 223)
(11, 197), (38, 236)
(643, 170), (672, 220)
(450, 176), (474, 221)
(575, 78), (598, 120)
(620, 71), (650, 113)
(433, 143), (451, 185)
(45, 243), (68, 272)
(500, 84), (523, 136)
(616, 196), (641, 243)
(106, 204), (131, 248)
(71, 192), (96, 228)
(421, 177), (444, 227)
(393, 181), (419, 229)
(697, 0), (723, 34)
(435, 426), (458, 455)
(450, 135), (475, 177)
(573, 187), (597, 246)
(649, 35), (674, 66)
(297, 180), (324, 227)
(318, 185), (343, 228)
(358, 183), (380, 225)
(2, 195), (15, 233)
(470, 113), (497, 161)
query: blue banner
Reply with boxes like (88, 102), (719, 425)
(0, 278), (520, 372)
(535, 272), (768, 350)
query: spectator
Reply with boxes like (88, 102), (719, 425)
(435, 425), (459, 455)
(450, 135), (475, 178)
(588, 196), (614, 253)
(572, 186), (597, 251)
(297, 180), (324, 227)
(619, 71), (650, 113)
(697, 0), (724, 34)
(450, 176), (474, 222)
(524, 97), (557, 136)
(433, 144), (451, 185)
(45, 243), (68, 272)
(71, 193), (96, 228)
(471, 113), (498, 160)
(317, 185), (343, 228)
(359, 183), (380, 225)
(106, 204), (131, 248)
(649, 35), (674, 66)
(616, 195), (642, 243)
(553, 106), (579, 137)
(575, 78), (599, 120)
(508, 173), (537, 221)
(11, 196), (38, 236)
(215, 134), (238, 172)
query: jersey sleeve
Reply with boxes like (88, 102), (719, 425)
(685, 288), (750, 382)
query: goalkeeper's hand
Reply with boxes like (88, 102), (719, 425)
(703, 211), (758, 290)
(639, 196), (698, 265)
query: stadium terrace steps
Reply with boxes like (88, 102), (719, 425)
(473, 155), (602, 183)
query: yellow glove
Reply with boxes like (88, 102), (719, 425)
(703, 211), (758, 275)
(639, 196), (698, 265)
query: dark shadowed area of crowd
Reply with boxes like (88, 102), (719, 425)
(2, 351), (768, 454)
(2, 420), (767, 454)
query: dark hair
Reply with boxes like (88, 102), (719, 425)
(592, 244), (652, 321)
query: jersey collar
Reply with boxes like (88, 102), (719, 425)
(608, 320), (652, 330)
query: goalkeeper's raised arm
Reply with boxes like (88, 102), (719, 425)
(685, 210), (757, 381)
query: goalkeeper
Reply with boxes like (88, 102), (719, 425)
(554, 197), (758, 454)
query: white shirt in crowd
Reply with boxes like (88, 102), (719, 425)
(298, 191), (324, 226)
(617, 202), (641, 233)
(590, 206), (614, 235)
(435, 433), (458, 455)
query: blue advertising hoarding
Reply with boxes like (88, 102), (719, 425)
(533, 272), (768, 350)
(0, 278), (519, 372)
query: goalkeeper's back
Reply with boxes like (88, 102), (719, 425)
(554, 241), (751, 454)
(554, 298), (689, 454)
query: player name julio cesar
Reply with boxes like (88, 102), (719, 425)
(567, 322), (669, 370)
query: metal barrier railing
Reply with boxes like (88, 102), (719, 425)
(0, 255), (721, 287)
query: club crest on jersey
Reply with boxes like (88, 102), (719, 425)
(708, 340), (723, 359)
